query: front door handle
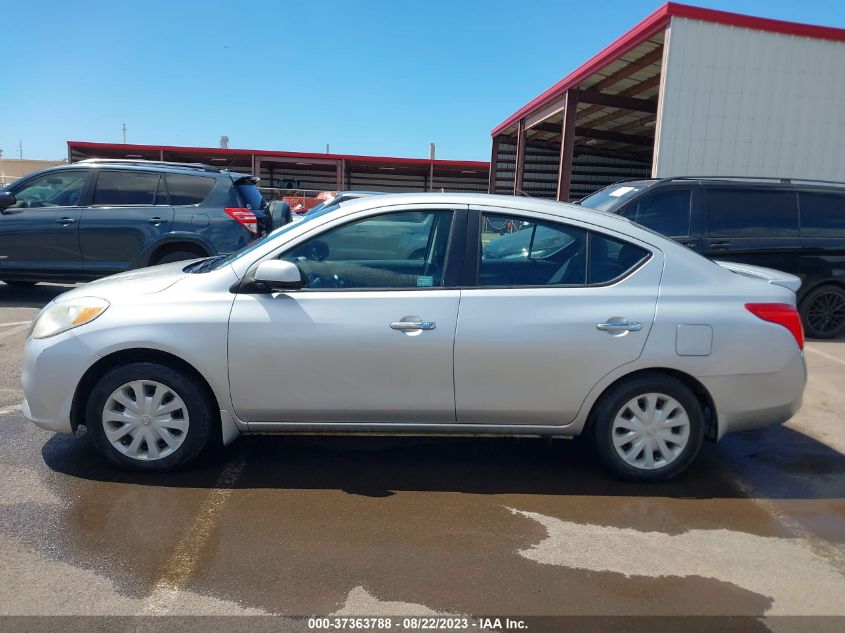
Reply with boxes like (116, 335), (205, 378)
(148, 216), (165, 225)
(710, 240), (732, 250)
(390, 318), (436, 332)
(596, 320), (642, 333)
(56, 217), (77, 225)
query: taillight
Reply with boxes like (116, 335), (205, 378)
(224, 207), (258, 236)
(745, 303), (804, 349)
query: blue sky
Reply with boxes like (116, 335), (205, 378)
(2, 0), (844, 162)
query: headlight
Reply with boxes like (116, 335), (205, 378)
(30, 297), (110, 339)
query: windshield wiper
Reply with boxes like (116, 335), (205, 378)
(187, 255), (226, 273)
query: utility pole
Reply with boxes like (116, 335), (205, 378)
(18, 140), (23, 159)
(326, 144), (330, 154)
(122, 124), (126, 144)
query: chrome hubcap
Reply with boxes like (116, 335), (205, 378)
(102, 380), (189, 461)
(611, 393), (690, 470)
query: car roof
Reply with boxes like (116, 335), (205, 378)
(331, 192), (635, 229)
(32, 160), (244, 179)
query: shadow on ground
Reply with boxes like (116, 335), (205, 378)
(42, 422), (845, 501)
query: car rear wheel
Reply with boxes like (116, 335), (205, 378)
(593, 374), (704, 482)
(86, 362), (214, 471)
(800, 285), (845, 339)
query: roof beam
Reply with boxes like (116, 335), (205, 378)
(577, 89), (657, 113)
(577, 75), (663, 122)
(589, 47), (664, 92)
(575, 127), (654, 146)
(531, 123), (654, 147)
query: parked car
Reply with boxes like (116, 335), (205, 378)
(0, 159), (267, 285)
(22, 193), (806, 481)
(579, 177), (845, 339)
(292, 191), (384, 223)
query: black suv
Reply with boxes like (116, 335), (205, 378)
(0, 159), (268, 284)
(580, 177), (845, 339)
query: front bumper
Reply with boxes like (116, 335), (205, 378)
(701, 348), (807, 440)
(22, 331), (100, 434)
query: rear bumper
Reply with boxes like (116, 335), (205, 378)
(701, 348), (807, 439)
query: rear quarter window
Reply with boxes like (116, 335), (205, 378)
(799, 191), (845, 237)
(166, 174), (215, 206)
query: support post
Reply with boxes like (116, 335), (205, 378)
(514, 119), (526, 195)
(556, 90), (579, 202)
(428, 164), (434, 191)
(336, 159), (344, 191)
(488, 136), (500, 194)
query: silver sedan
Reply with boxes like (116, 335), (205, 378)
(21, 193), (806, 481)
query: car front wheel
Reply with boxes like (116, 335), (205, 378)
(593, 374), (704, 482)
(87, 362), (214, 471)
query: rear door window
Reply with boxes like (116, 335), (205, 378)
(166, 174), (215, 206)
(93, 170), (161, 206)
(707, 189), (798, 237)
(621, 189), (691, 237)
(478, 214), (650, 287)
(799, 191), (845, 237)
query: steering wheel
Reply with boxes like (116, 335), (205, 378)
(302, 270), (346, 289)
(305, 241), (329, 262)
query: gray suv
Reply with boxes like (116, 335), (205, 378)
(0, 159), (267, 285)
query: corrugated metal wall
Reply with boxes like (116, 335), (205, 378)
(491, 140), (651, 200)
(655, 17), (845, 179)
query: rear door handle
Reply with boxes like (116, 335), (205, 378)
(596, 320), (642, 332)
(710, 240), (731, 250)
(148, 216), (165, 225)
(390, 318), (436, 332)
(56, 217), (76, 225)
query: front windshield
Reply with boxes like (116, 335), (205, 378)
(579, 181), (656, 212)
(204, 203), (338, 271)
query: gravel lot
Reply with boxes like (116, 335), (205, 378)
(0, 281), (843, 628)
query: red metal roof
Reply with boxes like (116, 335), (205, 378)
(491, 2), (845, 137)
(67, 141), (489, 170)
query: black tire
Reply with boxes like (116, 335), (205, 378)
(153, 250), (204, 265)
(86, 362), (216, 471)
(269, 200), (292, 229)
(2, 280), (37, 288)
(592, 373), (704, 482)
(800, 285), (845, 339)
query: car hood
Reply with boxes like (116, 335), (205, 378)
(61, 260), (196, 301)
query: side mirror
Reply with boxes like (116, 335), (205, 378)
(0, 191), (16, 211)
(252, 259), (304, 291)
